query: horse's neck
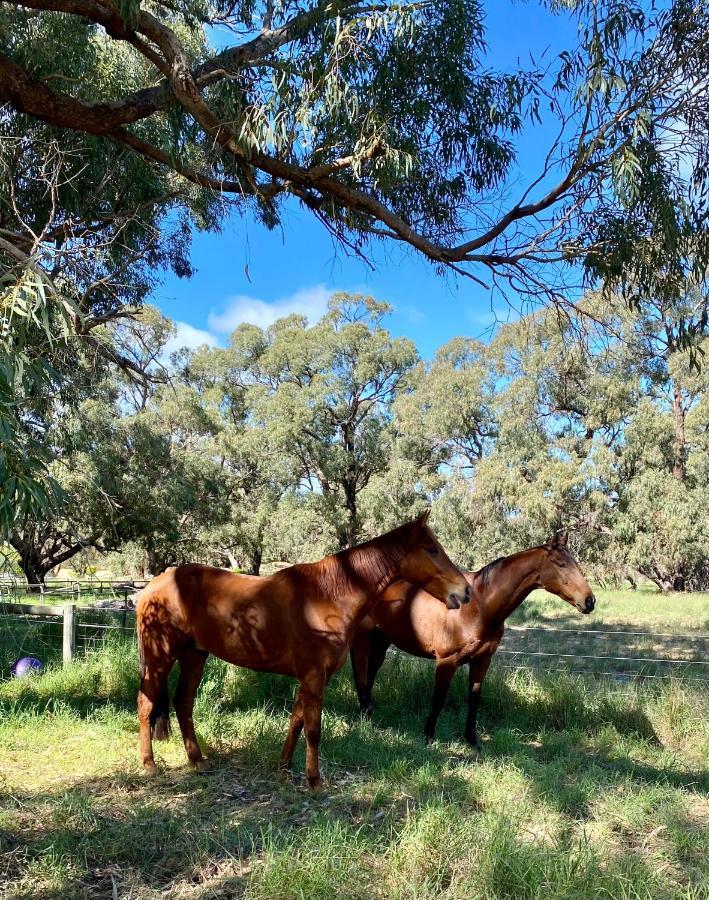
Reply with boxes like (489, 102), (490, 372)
(476, 549), (543, 626)
(318, 537), (405, 614)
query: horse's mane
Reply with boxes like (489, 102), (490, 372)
(474, 545), (548, 588)
(295, 522), (413, 597)
(475, 555), (506, 589)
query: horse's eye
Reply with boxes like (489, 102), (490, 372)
(427, 545), (439, 556)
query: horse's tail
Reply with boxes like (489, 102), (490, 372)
(136, 589), (172, 741)
(150, 684), (172, 741)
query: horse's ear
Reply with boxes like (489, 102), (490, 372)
(416, 509), (431, 529)
(546, 528), (568, 549)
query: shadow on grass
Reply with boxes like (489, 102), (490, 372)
(3, 722), (479, 899)
(5, 741), (697, 900)
(3, 658), (708, 898)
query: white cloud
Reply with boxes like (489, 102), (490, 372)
(396, 303), (426, 324)
(208, 285), (333, 334)
(163, 321), (220, 356)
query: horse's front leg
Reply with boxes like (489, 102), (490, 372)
(174, 647), (210, 770)
(464, 654), (492, 749)
(301, 671), (327, 790)
(423, 661), (457, 742)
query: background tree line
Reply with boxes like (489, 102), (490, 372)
(5, 291), (707, 592)
(2, 0), (708, 533)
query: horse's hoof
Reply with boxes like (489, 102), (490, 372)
(194, 758), (212, 773)
(279, 766), (294, 784)
(143, 761), (159, 776)
(308, 776), (324, 791)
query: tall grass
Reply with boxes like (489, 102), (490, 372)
(1, 640), (708, 899)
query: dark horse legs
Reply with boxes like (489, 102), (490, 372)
(464, 655), (492, 748)
(138, 644), (209, 773)
(138, 653), (176, 773)
(424, 654), (492, 746)
(423, 661), (457, 741)
(350, 628), (390, 717)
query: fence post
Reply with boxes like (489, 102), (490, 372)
(63, 603), (76, 666)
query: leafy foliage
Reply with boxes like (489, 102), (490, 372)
(9, 291), (708, 590)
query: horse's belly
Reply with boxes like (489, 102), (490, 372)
(192, 615), (296, 676)
(391, 635), (434, 660)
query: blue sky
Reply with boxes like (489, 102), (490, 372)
(157, 2), (578, 360)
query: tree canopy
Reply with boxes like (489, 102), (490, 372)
(7, 292), (708, 591)
(2, 0), (708, 552)
(1, 0), (707, 296)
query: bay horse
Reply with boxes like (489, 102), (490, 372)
(350, 531), (595, 747)
(136, 512), (470, 788)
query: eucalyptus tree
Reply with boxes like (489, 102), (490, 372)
(1, 0), (707, 301)
(400, 305), (640, 570)
(0, 26), (220, 532)
(222, 293), (417, 548)
(177, 340), (296, 574)
(2, 0), (709, 527)
(596, 288), (709, 590)
(5, 335), (126, 586)
(5, 306), (219, 584)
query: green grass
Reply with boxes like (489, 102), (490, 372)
(1, 642), (708, 899)
(514, 586), (709, 633)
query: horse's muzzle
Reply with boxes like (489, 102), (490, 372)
(581, 593), (595, 614)
(448, 584), (471, 609)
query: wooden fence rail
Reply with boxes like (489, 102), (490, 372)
(2, 601), (709, 680)
(0, 601), (135, 667)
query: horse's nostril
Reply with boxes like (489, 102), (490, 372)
(586, 595), (595, 610)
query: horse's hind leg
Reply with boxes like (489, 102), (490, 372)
(350, 631), (373, 716)
(423, 661), (457, 743)
(138, 652), (176, 774)
(464, 655), (492, 749)
(279, 689), (305, 776)
(301, 672), (326, 790)
(174, 647), (209, 770)
(363, 629), (390, 716)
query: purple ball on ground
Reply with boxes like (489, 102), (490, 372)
(10, 656), (44, 678)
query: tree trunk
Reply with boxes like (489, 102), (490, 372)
(224, 550), (239, 570)
(248, 546), (262, 576)
(672, 383), (686, 481)
(18, 555), (49, 592)
(340, 421), (360, 549)
(639, 565), (674, 593)
(146, 549), (175, 577)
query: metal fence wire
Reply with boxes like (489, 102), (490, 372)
(0, 580), (145, 673)
(0, 584), (708, 683)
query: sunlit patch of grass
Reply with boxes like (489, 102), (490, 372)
(515, 586), (709, 633)
(1, 640), (708, 898)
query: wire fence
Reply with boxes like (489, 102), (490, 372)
(1, 586), (708, 683)
(0, 580), (144, 673)
(498, 624), (709, 682)
(0, 578), (145, 606)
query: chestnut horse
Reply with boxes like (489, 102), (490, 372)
(350, 531), (595, 747)
(136, 512), (470, 788)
